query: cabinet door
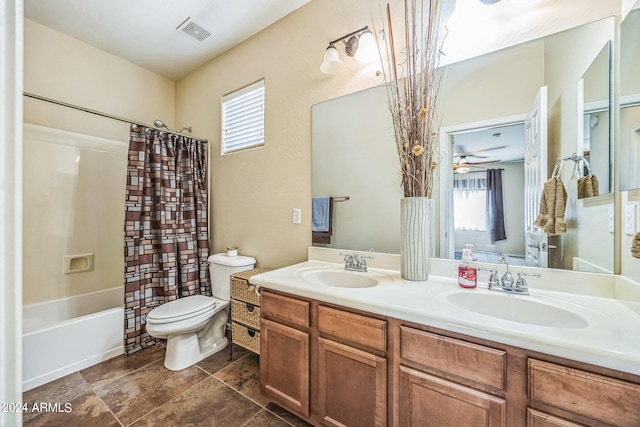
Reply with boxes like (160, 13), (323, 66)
(318, 337), (387, 427)
(399, 365), (506, 427)
(260, 319), (310, 417)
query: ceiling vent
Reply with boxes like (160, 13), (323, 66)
(176, 17), (213, 42)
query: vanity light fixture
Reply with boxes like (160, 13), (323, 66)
(320, 26), (378, 74)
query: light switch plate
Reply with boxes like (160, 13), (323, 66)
(625, 204), (636, 235)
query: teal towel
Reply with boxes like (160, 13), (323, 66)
(312, 197), (331, 232)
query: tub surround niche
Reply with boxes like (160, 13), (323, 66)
(253, 247), (640, 426)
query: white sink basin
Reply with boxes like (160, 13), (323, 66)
(445, 291), (589, 329)
(295, 268), (392, 288)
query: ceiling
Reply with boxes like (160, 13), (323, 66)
(452, 123), (525, 165)
(24, 0), (310, 80)
(24, 0), (617, 81)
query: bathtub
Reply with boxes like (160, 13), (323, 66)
(22, 287), (124, 391)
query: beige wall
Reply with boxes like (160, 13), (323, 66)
(441, 39), (545, 126)
(175, 0), (621, 270)
(175, 0), (390, 268)
(23, 19), (175, 304)
(21, 0), (628, 297)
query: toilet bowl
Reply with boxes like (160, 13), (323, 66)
(146, 253), (256, 371)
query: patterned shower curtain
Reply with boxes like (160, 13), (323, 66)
(123, 124), (210, 355)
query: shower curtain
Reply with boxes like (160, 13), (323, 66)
(123, 124), (210, 354)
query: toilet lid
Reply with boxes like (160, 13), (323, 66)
(147, 295), (216, 324)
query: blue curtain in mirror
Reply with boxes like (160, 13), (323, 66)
(486, 169), (506, 243)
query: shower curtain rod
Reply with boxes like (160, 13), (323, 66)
(23, 92), (207, 142)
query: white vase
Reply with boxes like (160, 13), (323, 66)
(400, 197), (434, 281)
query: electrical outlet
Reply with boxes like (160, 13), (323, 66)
(608, 206), (615, 233)
(292, 208), (301, 224)
(625, 204), (636, 235)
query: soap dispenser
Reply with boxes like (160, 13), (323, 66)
(458, 247), (477, 288)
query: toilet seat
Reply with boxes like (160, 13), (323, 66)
(147, 295), (216, 324)
(145, 296), (229, 338)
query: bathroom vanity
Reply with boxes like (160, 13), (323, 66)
(252, 248), (640, 427)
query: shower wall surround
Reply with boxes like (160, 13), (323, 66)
(23, 18), (176, 304)
(23, 124), (128, 304)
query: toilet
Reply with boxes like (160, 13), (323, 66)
(146, 253), (256, 371)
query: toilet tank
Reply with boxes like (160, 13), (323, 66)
(208, 253), (256, 301)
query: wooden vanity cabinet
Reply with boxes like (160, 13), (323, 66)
(260, 289), (640, 427)
(527, 359), (640, 427)
(260, 291), (311, 418)
(317, 305), (388, 427)
(395, 324), (508, 427)
(259, 290), (389, 427)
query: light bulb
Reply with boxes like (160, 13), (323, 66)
(355, 29), (378, 63)
(320, 44), (344, 74)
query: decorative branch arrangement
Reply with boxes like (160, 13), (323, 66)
(379, 0), (445, 198)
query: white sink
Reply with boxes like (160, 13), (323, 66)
(445, 291), (589, 329)
(295, 268), (393, 288)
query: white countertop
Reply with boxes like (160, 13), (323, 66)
(251, 249), (640, 376)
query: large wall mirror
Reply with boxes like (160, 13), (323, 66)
(619, 1), (640, 191)
(312, 16), (616, 273)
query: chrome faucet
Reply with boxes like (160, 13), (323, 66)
(480, 255), (540, 295)
(509, 272), (541, 295)
(479, 268), (500, 290)
(499, 254), (514, 288)
(340, 253), (373, 272)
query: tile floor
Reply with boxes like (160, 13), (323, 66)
(22, 344), (312, 427)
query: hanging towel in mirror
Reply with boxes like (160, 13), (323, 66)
(577, 174), (599, 199)
(312, 197), (331, 232)
(312, 197), (333, 244)
(632, 232), (640, 259)
(534, 176), (567, 235)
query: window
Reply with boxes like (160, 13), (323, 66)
(221, 79), (265, 154)
(453, 173), (487, 231)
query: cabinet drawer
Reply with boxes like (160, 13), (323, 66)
(231, 299), (260, 330)
(232, 322), (260, 354)
(526, 408), (585, 427)
(400, 326), (506, 390)
(318, 305), (386, 352)
(261, 291), (310, 329)
(528, 359), (640, 427)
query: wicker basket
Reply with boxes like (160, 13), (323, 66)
(231, 267), (271, 305)
(231, 299), (261, 330)
(232, 322), (260, 354)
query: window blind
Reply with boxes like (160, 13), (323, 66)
(221, 80), (265, 154)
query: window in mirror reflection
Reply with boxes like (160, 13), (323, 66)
(453, 173), (487, 231)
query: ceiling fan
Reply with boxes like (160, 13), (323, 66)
(452, 144), (506, 173)
(452, 156), (495, 173)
